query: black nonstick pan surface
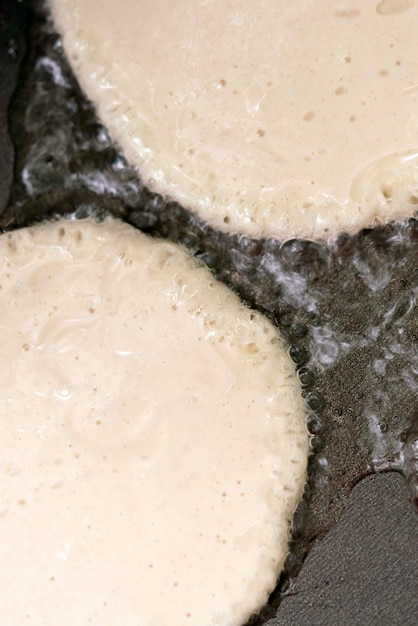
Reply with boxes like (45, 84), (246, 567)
(1, 2), (418, 624)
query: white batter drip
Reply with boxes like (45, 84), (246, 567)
(49, 0), (418, 240)
(0, 218), (308, 626)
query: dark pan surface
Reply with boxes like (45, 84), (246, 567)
(1, 2), (418, 624)
(0, 0), (29, 211)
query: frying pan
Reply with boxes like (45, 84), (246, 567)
(1, 1), (417, 624)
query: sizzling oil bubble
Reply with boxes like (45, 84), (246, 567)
(298, 367), (315, 388)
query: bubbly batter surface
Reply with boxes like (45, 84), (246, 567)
(49, 0), (418, 240)
(0, 218), (308, 626)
